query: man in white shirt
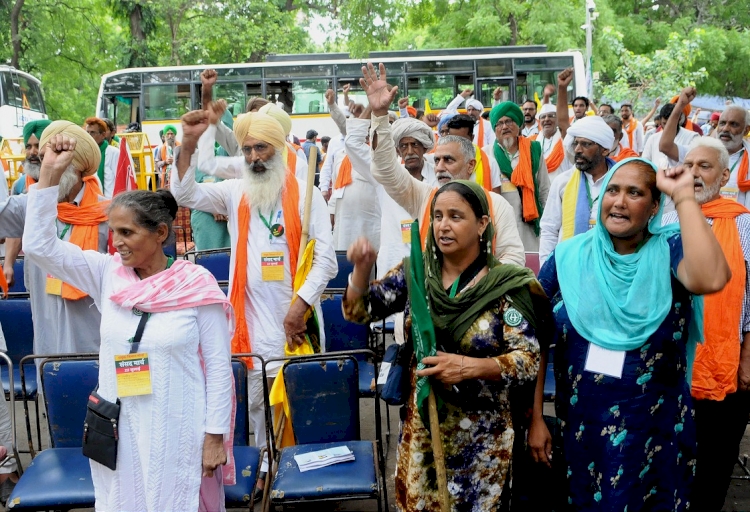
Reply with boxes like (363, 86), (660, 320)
(445, 89), (495, 148)
(361, 63), (525, 266)
(172, 109), (337, 482)
(521, 100), (540, 139)
(319, 88), (348, 201)
(644, 101), (699, 165)
(620, 103), (644, 154)
(539, 115), (616, 264)
(536, 103), (570, 181)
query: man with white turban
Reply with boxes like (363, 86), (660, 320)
(171, 109), (337, 491)
(446, 89), (495, 147)
(361, 63), (524, 266)
(539, 115), (616, 263)
(195, 101), (309, 181)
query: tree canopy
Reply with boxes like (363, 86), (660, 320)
(0, 0), (747, 121)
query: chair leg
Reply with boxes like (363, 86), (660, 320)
(23, 393), (34, 458)
(34, 397), (41, 453)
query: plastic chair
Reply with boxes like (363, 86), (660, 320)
(0, 297), (40, 452)
(189, 248), (231, 282)
(327, 251), (354, 291)
(8, 355), (99, 510)
(265, 351), (385, 511)
(2, 257), (25, 294)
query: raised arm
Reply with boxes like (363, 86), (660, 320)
(640, 97), (661, 125)
(556, 68), (574, 139)
(344, 109), (378, 189)
(658, 165), (731, 294)
(659, 88), (695, 163)
(22, 135), (109, 304)
(326, 89), (347, 136)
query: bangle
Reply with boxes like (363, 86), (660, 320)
(347, 273), (365, 295)
(459, 356), (465, 380)
(673, 195), (697, 208)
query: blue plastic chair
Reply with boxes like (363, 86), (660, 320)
(320, 293), (376, 397)
(224, 357), (263, 508)
(5, 257), (25, 294)
(327, 250), (354, 290)
(192, 249), (231, 282)
(8, 356), (99, 510)
(266, 353), (385, 511)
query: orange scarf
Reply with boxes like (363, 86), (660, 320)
(545, 138), (565, 172)
(692, 198), (750, 401)
(475, 147), (492, 191)
(735, 149), (750, 192)
(230, 170), (301, 369)
(511, 136), (540, 222)
(477, 119), (484, 146)
(25, 174), (37, 192)
(612, 144), (639, 163)
(287, 145), (297, 175)
(623, 119), (638, 148)
(159, 141), (181, 161)
(56, 176), (110, 300)
(419, 188), (496, 251)
(528, 134), (538, 141)
(333, 155), (353, 189)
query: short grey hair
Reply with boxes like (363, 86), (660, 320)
(722, 105), (750, 127)
(436, 135), (475, 164)
(601, 114), (622, 131)
(688, 136), (730, 170)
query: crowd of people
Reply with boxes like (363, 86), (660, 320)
(0, 60), (748, 511)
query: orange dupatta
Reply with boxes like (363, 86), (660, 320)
(692, 198), (749, 401)
(476, 119), (484, 147)
(735, 149), (750, 192)
(419, 188), (496, 251)
(25, 174), (37, 192)
(56, 176), (110, 300)
(545, 138), (565, 172)
(229, 170), (301, 369)
(612, 145), (639, 163)
(333, 155), (353, 189)
(287, 145), (297, 175)
(473, 147), (492, 191)
(623, 119), (638, 148)
(510, 136), (540, 222)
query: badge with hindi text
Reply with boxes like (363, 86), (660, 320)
(115, 353), (153, 397)
(261, 252), (285, 281)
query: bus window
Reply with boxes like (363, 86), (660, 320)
(144, 84), (191, 120)
(101, 95), (138, 130)
(16, 75), (45, 113)
(266, 79), (330, 115)
(478, 80), (511, 107)
(406, 75), (457, 110)
(335, 79), (402, 112)
(516, 71), (560, 104)
(103, 72), (141, 94)
(476, 59), (513, 78)
(213, 82), (246, 116)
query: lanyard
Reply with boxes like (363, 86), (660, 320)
(583, 176), (598, 211)
(730, 149), (745, 175)
(258, 207), (279, 240)
(128, 255), (174, 351)
(56, 220), (71, 240)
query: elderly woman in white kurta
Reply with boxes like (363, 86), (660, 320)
(22, 133), (234, 512)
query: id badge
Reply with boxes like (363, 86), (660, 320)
(45, 275), (63, 296)
(115, 352), (153, 397)
(332, 188), (345, 199)
(500, 176), (517, 193)
(584, 343), (625, 379)
(261, 252), (284, 281)
(400, 220), (413, 243)
(721, 186), (739, 201)
(588, 218), (597, 230)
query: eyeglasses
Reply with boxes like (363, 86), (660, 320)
(573, 139), (597, 149)
(495, 119), (517, 128)
(241, 143), (271, 156)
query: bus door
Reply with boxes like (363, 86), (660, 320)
(101, 94), (140, 132)
(476, 79), (513, 109)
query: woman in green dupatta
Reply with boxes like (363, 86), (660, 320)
(343, 179), (551, 512)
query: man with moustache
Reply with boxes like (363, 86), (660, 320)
(439, 114), (502, 193)
(602, 114), (639, 162)
(445, 88), (495, 148)
(521, 100), (540, 139)
(539, 115), (616, 264)
(486, 101), (550, 251)
(535, 104), (569, 182)
(171, 108), (337, 491)
(662, 137), (750, 511)
(362, 63), (525, 266)
(0, 121), (108, 355)
(620, 103), (644, 154)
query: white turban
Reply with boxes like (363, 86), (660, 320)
(391, 118), (435, 151)
(564, 115), (615, 152)
(466, 99), (484, 111)
(539, 104), (556, 116)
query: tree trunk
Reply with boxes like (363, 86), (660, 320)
(129, 4), (147, 67)
(10, 0), (25, 68)
(508, 12), (518, 46)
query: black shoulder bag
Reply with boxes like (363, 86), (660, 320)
(82, 311), (149, 470)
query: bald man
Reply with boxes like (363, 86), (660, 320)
(171, 108), (337, 486)
(0, 121), (108, 357)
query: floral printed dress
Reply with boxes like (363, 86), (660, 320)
(343, 263), (541, 512)
(538, 236), (697, 511)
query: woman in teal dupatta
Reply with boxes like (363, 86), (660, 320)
(530, 157), (730, 511)
(343, 180), (551, 512)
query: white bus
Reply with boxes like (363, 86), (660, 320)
(0, 66), (48, 140)
(96, 46), (586, 148)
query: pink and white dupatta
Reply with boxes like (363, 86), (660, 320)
(108, 255), (237, 509)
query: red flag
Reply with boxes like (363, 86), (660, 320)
(113, 140), (137, 197)
(108, 140), (138, 254)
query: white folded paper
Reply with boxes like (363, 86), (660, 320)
(293, 446), (356, 472)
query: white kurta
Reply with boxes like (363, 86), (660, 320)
(642, 127), (699, 166)
(537, 129), (573, 182)
(621, 118), (645, 154)
(22, 186), (233, 512)
(0, 185), (106, 355)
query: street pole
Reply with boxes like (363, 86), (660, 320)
(585, 1), (594, 99)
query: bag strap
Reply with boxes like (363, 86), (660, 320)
(129, 312), (150, 354)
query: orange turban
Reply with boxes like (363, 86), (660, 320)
(670, 95), (692, 117)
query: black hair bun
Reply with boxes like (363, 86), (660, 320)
(156, 189), (179, 220)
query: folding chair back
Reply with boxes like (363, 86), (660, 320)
(0, 298), (33, 367)
(321, 294), (369, 353)
(194, 249), (231, 281)
(41, 359), (99, 448)
(284, 357), (360, 444)
(327, 251), (354, 290)
(232, 360), (248, 446)
(7, 257), (25, 293)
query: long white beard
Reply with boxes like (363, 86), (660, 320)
(695, 178), (722, 205)
(500, 136), (516, 151)
(24, 160), (41, 181)
(242, 152), (286, 212)
(58, 165), (79, 202)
